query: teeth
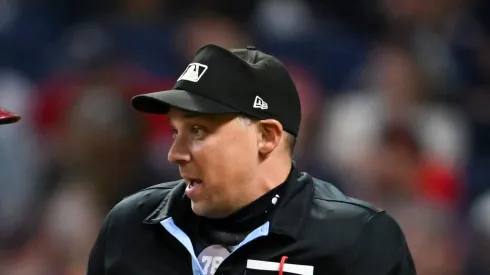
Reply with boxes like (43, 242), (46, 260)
(186, 179), (201, 189)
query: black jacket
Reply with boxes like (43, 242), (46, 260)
(87, 169), (416, 275)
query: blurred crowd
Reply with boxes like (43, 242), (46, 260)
(0, 0), (490, 274)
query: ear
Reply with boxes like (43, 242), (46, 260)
(257, 119), (283, 155)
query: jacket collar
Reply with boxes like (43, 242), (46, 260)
(143, 163), (313, 240)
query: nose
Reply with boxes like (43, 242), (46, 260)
(168, 138), (191, 164)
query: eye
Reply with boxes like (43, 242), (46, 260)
(191, 125), (206, 139)
(171, 128), (178, 139)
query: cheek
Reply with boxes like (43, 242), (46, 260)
(192, 133), (257, 188)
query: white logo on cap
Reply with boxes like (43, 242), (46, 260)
(253, 96), (268, 110)
(177, 63), (208, 82)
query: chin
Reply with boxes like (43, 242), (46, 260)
(190, 202), (210, 217)
(191, 202), (226, 219)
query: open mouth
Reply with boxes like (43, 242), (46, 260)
(184, 178), (203, 199)
(185, 179), (203, 189)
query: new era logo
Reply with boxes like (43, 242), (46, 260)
(177, 63), (208, 82)
(253, 96), (268, 110)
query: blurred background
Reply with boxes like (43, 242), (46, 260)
(0, 0), (489, 274)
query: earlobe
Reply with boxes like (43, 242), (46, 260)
(258, 138), (275, 154)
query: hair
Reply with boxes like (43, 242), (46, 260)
(283, 131), (297, 156)
(237, 116), (296, 156)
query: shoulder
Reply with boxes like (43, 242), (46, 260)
(309, 175), (382, 221)
(301, 174), (395, 247)
(308, 177), (414, 273)
(106, 180), (183, 224)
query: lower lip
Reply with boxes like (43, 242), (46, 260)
(185, 183), (202, 199)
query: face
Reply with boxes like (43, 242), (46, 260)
(167, 108), (262, 218)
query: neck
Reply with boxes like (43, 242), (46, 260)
(254, 157), (292, 195)
(219, 157), (292, 218)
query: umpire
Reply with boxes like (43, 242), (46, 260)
(87, 44), (416, 275)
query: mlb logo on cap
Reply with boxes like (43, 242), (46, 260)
(178, 63), (208, 83)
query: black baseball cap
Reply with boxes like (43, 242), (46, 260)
(131, 44), (301, 136)
(0, 107), (20, 125)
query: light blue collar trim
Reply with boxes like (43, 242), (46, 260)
(161, 218), (270, 275)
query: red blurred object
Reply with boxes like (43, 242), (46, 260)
(417, 160), (462, 208)
(33, 66), (176, 143)
(0, 107), (21, 124)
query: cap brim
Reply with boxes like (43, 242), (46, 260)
(131, 90), (238, 115)
(0, 108), (21, 125)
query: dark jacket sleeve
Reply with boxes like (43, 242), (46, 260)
(343, 211), (416, 275)
(86, 213), (111, 275)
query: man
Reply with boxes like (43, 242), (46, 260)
(87, 44), (416, 275)
(0, 107), (20, 125)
